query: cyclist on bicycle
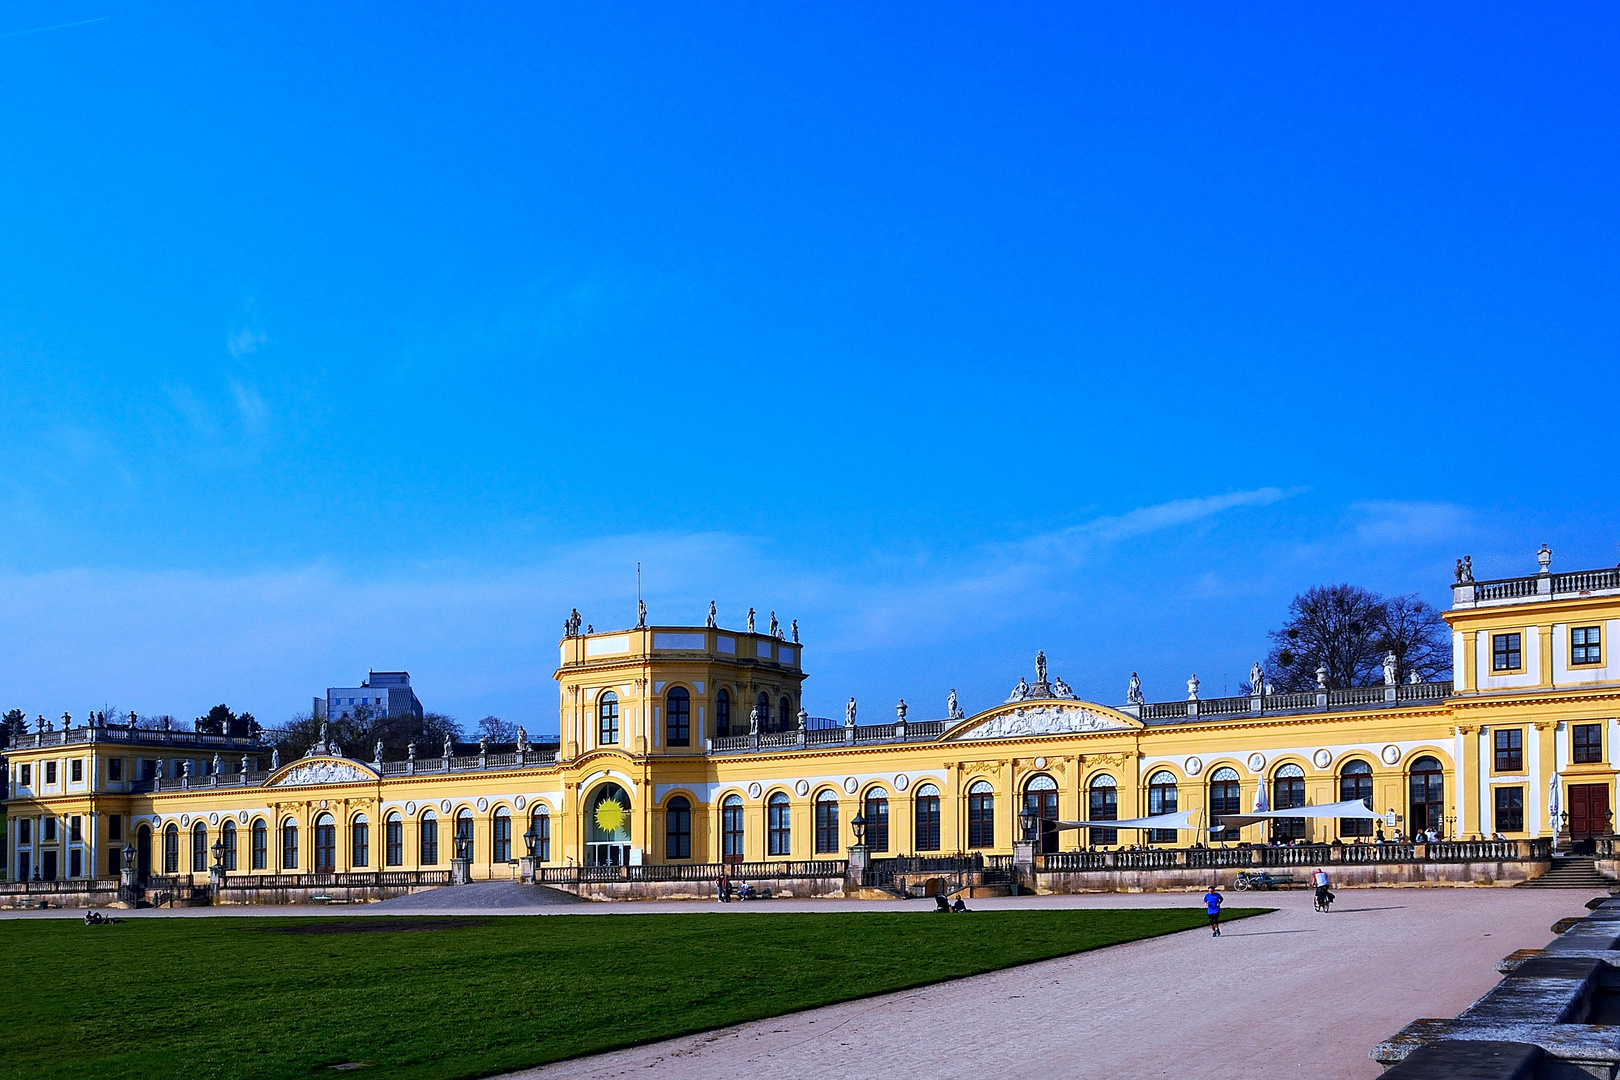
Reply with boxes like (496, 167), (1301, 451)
(1312, 867), (1331, 911)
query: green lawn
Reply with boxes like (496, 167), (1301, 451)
(0, 906), (1265, 1080)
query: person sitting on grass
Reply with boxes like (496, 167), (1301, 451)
(951, 897), (969, 913)
(934, 894), (951, 912)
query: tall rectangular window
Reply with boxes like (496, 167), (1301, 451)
(1574, 723), (1603, 764)
(69, 849), (83, 878)
(386, 819), (403, 866)
(20, 764), (30, 786)
(1492, 632), (1523, 672)
(914, 792), (942, 852)
(70, 759), (83, 783)
(109, 814), (122, 840)
(108, 758), (123, 782)
(1571, 626), (1603, 666)
(281, 823), (298, 870)
(352, 821), (369, 868)
(420, 818), (438, 865)
(814, 797), (839, 855)
(492, 815), (511, 863)
(70, 816), (82, 843)
(1494, 728), (1523, 772)
(252, 822), (268, 870)
(967, 791), (994, 849)
(45, 762), (57, 784)
(767, 796), (791, 856)
(1494, 787), (1525, 832)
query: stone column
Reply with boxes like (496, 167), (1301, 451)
(450, 856), (471, 885)
(1012, 840), (1037, 895)
(844, 845), (869, 896)
(519, 855), (540, 884)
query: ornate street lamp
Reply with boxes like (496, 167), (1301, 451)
(121, 844), (135, 871)
(1018, 809), (1038, 842)
(210, 839), (224, 871)
(851, 812), (867, 847)
(523, 825), (540, 858)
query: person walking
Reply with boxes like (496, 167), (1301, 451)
(1203, 885), (1224, 937)
(717, 868), (731, 903)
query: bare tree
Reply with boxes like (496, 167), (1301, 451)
(1263, 584), (1453, 691)
(478, 715), (518, 743)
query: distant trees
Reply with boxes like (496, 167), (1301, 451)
(194, 704), (259, 737)
(477, 715), (517, 743)
(1260, 584), (1452, 691)
(265, 709), (464, 763)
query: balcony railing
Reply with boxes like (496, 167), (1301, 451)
(536, 860), (846, 885)
(1037, 838), (1550, 872)
(7, 724), (266, 752)
(706, 720), (950, 755)
(1133, 681), (1454, 723)
(1455, 564), (1620, 608)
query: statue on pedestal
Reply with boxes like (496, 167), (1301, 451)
(1007, 677), (1029, 703)
(769, 611), (779, 637)
(517, 727), (530, 753)
(947, 689), (964, 720)
(1383, 651), (1398, 686)
(1127, 672), (1144, 705)
(443, 735), (454, 759)
(896, 699), (908, 723)
(637, 599), (647, 628)
(746, 607), (756, 633)
(374, 740), (385, 763)
(1186, 674), (1200, 701)
(270, 748), (280, 770)
(749, 704), (762, 736)
(792, 619), (799, 643)
(1249, 662), (1265, 696)
(706, 601), (717, 628)
(1035, 651), (1048, 684)
(845, 697), (857, 726)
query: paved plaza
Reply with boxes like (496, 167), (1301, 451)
(1, 885), (1603, 1078)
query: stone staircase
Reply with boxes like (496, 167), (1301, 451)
(1515, 855), (1618, 889)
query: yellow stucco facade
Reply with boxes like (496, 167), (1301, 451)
(5, 555), (1618, 893)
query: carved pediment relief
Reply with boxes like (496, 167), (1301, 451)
(270, 758), (378, 787)
(949, 703), (1137, 742)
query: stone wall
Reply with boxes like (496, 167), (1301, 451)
(1034, 859), (1547, 894)
(552, 876), (848, 902)
(214, 882), (441, 906)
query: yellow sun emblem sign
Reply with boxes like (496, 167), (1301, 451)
(594, 797), (627, 836)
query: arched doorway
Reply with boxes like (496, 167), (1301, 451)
(1409, 756), (1445, 836)
(1339, 761), (1374, 838)
(314, 813), (337, 873)
(1087, 775), (1118, 849)
(1147, 771), (1179, 843)
(1024, 775), (1060, 854)
(586, 783), (632, 866)
(1210, 768), (1243, 841)
(1271, 764), (1306, 842)
(136, 824), (152, 884)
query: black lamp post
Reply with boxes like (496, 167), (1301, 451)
(523, 825), (540, 858)
(851, 812), (867, 847)
(121, 844), (135, 871)
(1018, 809), (1038, 842)
(210, 839), (224, 872)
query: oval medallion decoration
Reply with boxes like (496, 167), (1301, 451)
(747, 782), (762, 799)
(894, 774), (910, 791)
(1246, 753), (1266, 772)
(1184, 757), (1202, 776)
(1034, 757), (1046, 769)
(843, 776), (858, 794)
(439, 799), (451, 813)
(1312, 749), (1332, 769)
(208, 813), (219, 826)
(238, 811), (248, 824)
(151, 815), (162, 826)
(476, 797), (489, 813)
(180, 815), (190, 827)
(405, 801), (417, 815)
(794, 779), (809, 796)
(514, 795), (526, 810)
(1381, 744), (1401, 765)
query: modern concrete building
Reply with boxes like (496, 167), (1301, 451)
(315, 671), (423, 721)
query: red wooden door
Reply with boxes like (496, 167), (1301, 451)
(1569, 784), (1610, 839)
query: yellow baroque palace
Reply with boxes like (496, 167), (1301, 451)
(4, 550), (1619, 898)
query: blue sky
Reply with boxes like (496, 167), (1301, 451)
(2, 3), (1618, 734)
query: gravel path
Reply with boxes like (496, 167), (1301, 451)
(492, 887), (1600, 1080)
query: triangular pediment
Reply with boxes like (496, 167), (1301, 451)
(944, 701), (1141, 741)
(267, 756), (379, 787)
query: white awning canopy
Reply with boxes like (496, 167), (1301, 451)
(1050, 809), (1205, 832)
(1214, 799), (1383, 830)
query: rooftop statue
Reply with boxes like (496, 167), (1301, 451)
(1052, 676), (1075, 700)
(517, 727), (530, 753)
(1316, 664), (1330, 690)
(1007, 677), (1029, 703)
(443, 735), (454, 759)
(770, 611), (779, 637)
(1383, 651), (1398, 686)
(792, 619), (800, 643)
(637, 599), (647, 628)
(947, 688), (964, 720)
(797, 707), (809, 730)
(479, 734), (489, 755)
(564, 608), (583, 637)
(1035, 650), (1048, 684)
(1250, 662), (1265, 696)
(407, 741), (417, 759)
(896, 699), (908, 723)
(845, 697), (857, 726)
(212, 753), (222, 774)
(1408, 670), (1422, 684)
(707, 600), (717, 628)
(1455, 555), (1474, 583)
(374, 740), (385, 762)
(747, 607), (756, 633)
(749, 703), (762, 736)
(271, 748), (281, 770)
(1127, 672), (1144, 705)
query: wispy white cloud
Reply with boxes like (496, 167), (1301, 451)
(227, 328), (267, 359)
(230, 381), (270, 436)
(1351, 500), (1474, 545)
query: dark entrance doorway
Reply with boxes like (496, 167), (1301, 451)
(1408, 756), (1445, 835)
(1024, 776), (1059, 854)
(136, 825), (152, 884)
(1569, 784), (1611, 840)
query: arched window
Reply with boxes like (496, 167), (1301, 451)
(1210, 767), (1243, 840)
(281, 817), (299, 870)
(968, 781), (995, 849)
(767, 792), (792, 856)
(420, 811), (438, 866)
(1340, 760), (1374, 837)
(1272, 764), (1306, 842)
(531, 807), (552, 862)
(191, 821), (208, 873)
(756, 692), (770, 732)
(492, 808), (512, 863)
(721, 794), (745, 861)
(598, 691), (620, 745)
(314, 813), (336, 872)
(815, 790), (840, 854)
(221, 820), (237, 872)
(915, 783), (942, 852)
(454, 810), (474, 861)
(665, 796), (692, 859)
(779, 696), (792, 731)
(351, 814), (369, 868)
(1088, 775), (1118, 849)
(164, 824), (179, 874)
(1148, 771), (1179, 843)
(666, 687), (690, 747)
(385, 813), (403, 867)
(716, 689), (732, 737)
(586, 783), (631, 866)
(1409, 755), (1445, 835)
(863, 789), (890, 852)
(251, 818), (267, 871)
(1023, 774), (1060, 851)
